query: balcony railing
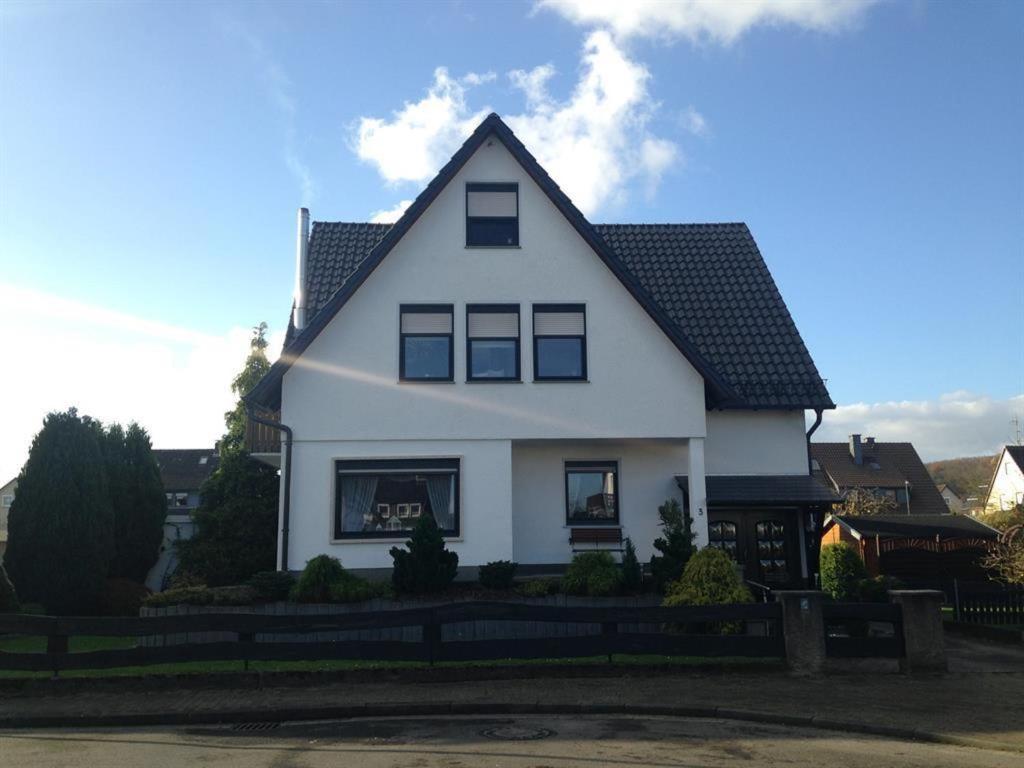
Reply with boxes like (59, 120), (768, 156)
(245, 410), (282, 454)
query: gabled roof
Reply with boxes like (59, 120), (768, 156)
(152, 449), (219, 492)
(826, 513), (999, 541)
(251, 113), (832, 412)
(811, 442), (948, 516)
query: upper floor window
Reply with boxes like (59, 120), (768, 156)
(466, 183), (519, 247)
(400, 304), (454, 382)
(467, 304), (520, 381)
(533, 304), (586, 381)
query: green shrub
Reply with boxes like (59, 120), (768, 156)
(819, 543), (867, 601)
(857, 574), (901, 603)
(248, 570), (296, 602)
(329, 575), (391, 603)
(390, 515), (459, 594)
(664, 548), (752, 606)
(0, 563), (19, 613)
(291, 555), (348, 603)
(620, 537), (642, 592)
(663, 548), (752, 634)
(478, 560), (518, 590)
(516, 578), (561, 598)
(98, 578), (150, 616)
(648, 498), (696, 592)
(563, 551), (622, 597)
(143, 584), (255, 608)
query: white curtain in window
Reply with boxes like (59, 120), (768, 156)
(341, 476), (379, 532)
(426, 474), (454, 530)
(567, 472), (586, 517)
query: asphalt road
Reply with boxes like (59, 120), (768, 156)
(0, 715), (1017, 768)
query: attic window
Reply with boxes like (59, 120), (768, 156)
(466, 183), (518, 246)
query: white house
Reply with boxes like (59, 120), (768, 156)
(0, 477), (15, 559)
(245, 113), (837, 588)
(985, 446), (1024, 513)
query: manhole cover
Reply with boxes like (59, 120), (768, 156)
(479, 725), (554, 741)
(231, 722), (281, 732)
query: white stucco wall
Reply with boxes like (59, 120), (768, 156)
(287, 439), (513, 571)
(705, 410), (809, 476)
(987, 449), (1024, 512)
(511, 439), (690, 565)
(281, 138), (707, 443)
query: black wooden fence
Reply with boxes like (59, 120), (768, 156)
(0, 600), (906, 675)
(953, 581), (1024, 626)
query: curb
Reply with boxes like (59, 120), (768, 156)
(0, 701), (1020, 754)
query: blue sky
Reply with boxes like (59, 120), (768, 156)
(0, 0), (1022, 475)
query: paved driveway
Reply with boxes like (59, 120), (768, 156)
(0, 715), (1018, 768)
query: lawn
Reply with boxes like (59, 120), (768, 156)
(0, 633), (780, 679)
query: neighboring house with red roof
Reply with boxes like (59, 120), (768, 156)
(244, 113), (838, 589)
(985, 445), (1024, 514)
(144, 448), (219, 591)
(811, 435), (948, 516)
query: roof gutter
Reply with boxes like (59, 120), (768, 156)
(806, 407), (824, 474)
(245, 405), (293, 572)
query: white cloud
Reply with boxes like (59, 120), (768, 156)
(370, 199), (413, 224)
(354, 67), (493, 185)
(536, 0), (878, 45)
(0, 283), (284, 483)
(354, 32), (678, 217)
(682, 105), (708, 137)
(812, 391), (1024, 462)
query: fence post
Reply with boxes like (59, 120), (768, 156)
(953, 578), (961, 623)
(601, 621), (617, 663)
(423, 608), (441, 666)
(46, 633), (68, 678)
(775, 590), (825, 675)
(889, 590), (947, 673)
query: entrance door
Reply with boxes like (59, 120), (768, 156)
(708, 510), (801, 588)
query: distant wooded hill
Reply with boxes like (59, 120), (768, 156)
(925, 454), (997, 500)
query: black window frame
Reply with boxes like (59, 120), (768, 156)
(564, 460), (619, 527)
(399, 303), (454, 382)
(466, 303), (521, 382)
(333, 458), (460, 540)
(533, 303), (587, 382)
(465, 182), (519, 247)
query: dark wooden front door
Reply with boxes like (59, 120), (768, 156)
(707, 510), (802, 588)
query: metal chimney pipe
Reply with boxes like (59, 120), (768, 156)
(293, 207), (310, 331)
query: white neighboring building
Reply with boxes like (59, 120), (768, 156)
(985, 446), (1024, 513)
(245, 114), (837, 588)
(0, 477), (15, 559)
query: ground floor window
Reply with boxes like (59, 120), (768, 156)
(565, 460), (618, 525)
(334, 458), (459, 539)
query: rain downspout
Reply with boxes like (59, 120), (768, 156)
(246, 405), (294, 572)
(806, 408), (824, 473)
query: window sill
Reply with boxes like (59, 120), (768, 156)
(330, 536), (463, 545)
(564, 522), (621, 528)
(464, 245), (522, 250)
(533, 378), (590, 383)
(397, 379), (456, 384)
(466, 379), (522, 384)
